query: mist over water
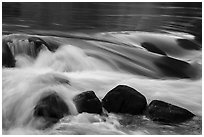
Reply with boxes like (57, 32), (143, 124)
(2, 2), (202, 135)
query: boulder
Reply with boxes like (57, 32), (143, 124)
(154, 56), (198, 79)
(141, 42), (167, 55)
(145, 100), (195, 124)
(34, 92), (69, 125)
(102, 85), (147, 115)
(177, 39), (201, 50)
(73, 91), (102, 114)
(2, 40), (15, 67)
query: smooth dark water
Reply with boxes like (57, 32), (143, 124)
(2, 2), (202, 43)
(2, 2), (202, 135)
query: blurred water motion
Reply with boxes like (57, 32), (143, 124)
(2, 2), (202, 43)
(2, 2), (202, 135)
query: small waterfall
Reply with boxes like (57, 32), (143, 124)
(6, 38), (48, 58)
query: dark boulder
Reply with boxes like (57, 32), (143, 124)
(145, 100), (195, 124)
(2, 40), (15, 67)
(73, 91), (102, 114)
(141, 42), (167, 55)
(102, 85), (147, 115)
(34, 92), (69, 126)
(177, 39), (201, 50)
(154, 56), (199, 79)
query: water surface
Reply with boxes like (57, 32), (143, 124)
(2, 2), (202, 135)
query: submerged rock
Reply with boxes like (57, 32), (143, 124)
(28, 37), (47, 56)
(141, 42), (167, 55)
(73, 91), (102, 114)
(2, 40), (16, 67)
(28, 37), (48, 48)
(177, 39), (201, 50)
(34, 92), (69, 125)
(28, 36), (59, 52)
(154, 56), (199, 79)
(102, 85), (147, 115)
(145, 100), (195, 124)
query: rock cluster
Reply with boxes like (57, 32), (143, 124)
(33, 85), (195, 128)
(3, 36), (195, 127)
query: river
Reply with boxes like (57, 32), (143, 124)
(2, 2), (202, 135)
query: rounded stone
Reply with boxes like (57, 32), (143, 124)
(102, 85), (147, 115)
(145, 100), (195, 124)
(73, 91), (102, 114)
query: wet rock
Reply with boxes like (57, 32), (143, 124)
(73, 91), (102, 114)
(102, 85), (147, 115)
(145, 100), (195, 124)
(34, 92), (69, 125)
(154, 56), (198, 79)
(28, 37), (49, 56)
(2, 40), (15, 67)
(28, 37), (59, 52)
(3, 36), (49, 59)
(28, 37), (48, 48)
(177, 39), (201, 50)
(141, 42), (167, 55)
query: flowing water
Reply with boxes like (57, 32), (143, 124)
(2, 2), (202, 135)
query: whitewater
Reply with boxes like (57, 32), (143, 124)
(2, 31), (202, 134)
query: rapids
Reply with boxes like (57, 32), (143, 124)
(2, 31), (202, 134)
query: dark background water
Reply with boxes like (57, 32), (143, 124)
(2, 2), (202, 43)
